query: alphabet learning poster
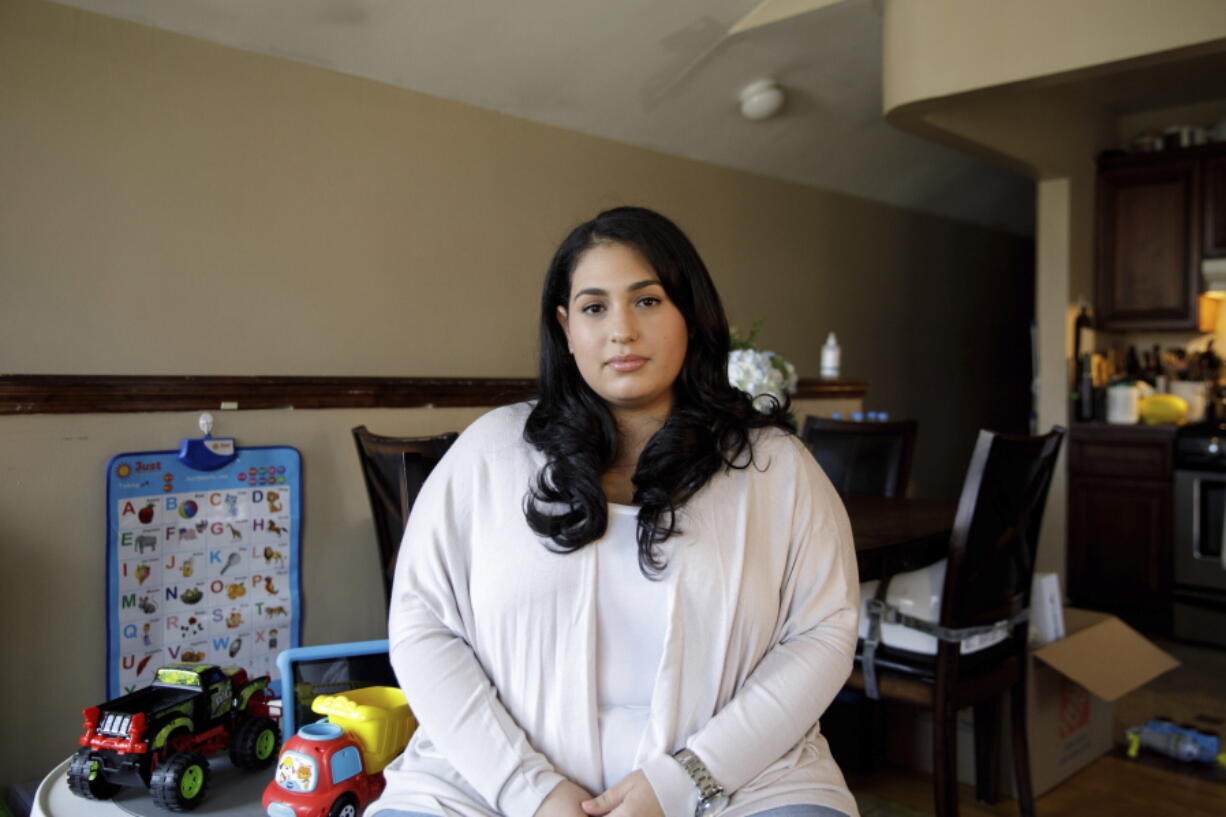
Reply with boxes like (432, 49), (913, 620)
(105, 445), (302, 697)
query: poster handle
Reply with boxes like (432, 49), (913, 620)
(178, 411), (238, 471)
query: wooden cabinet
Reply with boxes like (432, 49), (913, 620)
(1067, 424), (1176, 635)
(1096, 160), (1200, 330)
(1095, 143), (1226, 330)
(1205, 155), (1226, 258)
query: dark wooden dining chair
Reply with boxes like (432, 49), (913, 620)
(352, 425), (458, 603)
(846, 425), (1065, 817)
(801, 415), (918, 497)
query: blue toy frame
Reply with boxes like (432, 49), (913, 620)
(275, 639), (393, 739)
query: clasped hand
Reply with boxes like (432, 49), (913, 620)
(535, 771), (663, 817)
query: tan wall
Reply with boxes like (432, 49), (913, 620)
(884, 0), (1226, 114)
(0, 0), (994, 383)
(0, 0), (1033, 786)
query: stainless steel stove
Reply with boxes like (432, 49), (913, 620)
(1173, 423), (1226, 648)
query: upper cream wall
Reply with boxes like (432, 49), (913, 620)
(0, 0), (1035, 490)
(884, 0), (1226, 114)
(918, 89), (1116, 179)
(1, 0), (925, 381)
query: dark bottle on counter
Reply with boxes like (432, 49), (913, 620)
(1073, 301), (1094, 363)
(1078, 353), (1094, 421)
(1203, 339), (1221, 382)
(1141, 348), (1161, 387)
(1072, 301), (1096, 421)
(1126, 345), (1142, 380)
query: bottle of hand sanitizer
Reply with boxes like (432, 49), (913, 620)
(821, 332), (841, 379)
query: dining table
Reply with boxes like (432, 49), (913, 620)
(843, 494), (957, 582)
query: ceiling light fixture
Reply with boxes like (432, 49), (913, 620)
(739, 78), (785, 121)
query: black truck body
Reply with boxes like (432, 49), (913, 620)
(71, 662), (279, 811)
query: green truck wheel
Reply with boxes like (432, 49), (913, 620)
(150, 751), (211, 812)
(230, 717), (280, 770)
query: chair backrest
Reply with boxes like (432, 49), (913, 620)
(939, 426), (1065, 633)
(352, 425), (458, 602)
(801, 416), (918, 498)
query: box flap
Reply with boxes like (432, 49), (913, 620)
(1033, 611), (1179, 701)
(1061, 607), (1110, 634)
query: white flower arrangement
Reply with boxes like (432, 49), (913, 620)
(727, 320), (798, 415)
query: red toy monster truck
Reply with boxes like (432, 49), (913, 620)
(69, 662), (280, 812)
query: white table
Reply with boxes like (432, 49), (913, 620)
(33, 754), (269, 817)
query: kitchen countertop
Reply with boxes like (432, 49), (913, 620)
(1069, 422), (1180, 438)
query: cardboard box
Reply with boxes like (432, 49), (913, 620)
(887, 608), (1178, 797)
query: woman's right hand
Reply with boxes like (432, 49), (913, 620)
(534, 779), (595, 817)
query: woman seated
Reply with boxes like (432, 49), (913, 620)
(368, 206), (860, 817)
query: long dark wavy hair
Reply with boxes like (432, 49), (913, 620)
(523, 206), (792, 576)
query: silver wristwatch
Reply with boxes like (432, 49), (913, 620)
(673, 748), (728, 817)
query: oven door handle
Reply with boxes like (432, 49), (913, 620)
(1207, 477), (1226, 569)
(1222, 497), (1226, 569)
(1213, 475), (1226, 570)
(1187, 473), (1226, 568)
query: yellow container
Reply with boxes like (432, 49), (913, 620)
(1138, 394), (1188, 426)
(310, 686), (416, 773)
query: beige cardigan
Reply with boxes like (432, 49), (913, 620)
(368, 403), (860, 817)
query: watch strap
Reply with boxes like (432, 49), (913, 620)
(672, 748), (725, 815)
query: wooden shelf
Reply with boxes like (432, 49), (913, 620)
(0, 374), (868, 415)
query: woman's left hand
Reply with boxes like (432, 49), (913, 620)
(581, 770), (664, 817)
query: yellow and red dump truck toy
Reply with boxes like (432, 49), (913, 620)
(263, 686), (415, 817)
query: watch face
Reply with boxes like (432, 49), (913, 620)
(697, 794), (729, 817)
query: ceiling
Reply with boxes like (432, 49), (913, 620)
(51, 0), (1037, 235)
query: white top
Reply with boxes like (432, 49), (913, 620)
(595, 503), (670, 790)
(368, 402), (861, 817)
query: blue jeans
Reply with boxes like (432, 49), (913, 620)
(372, 806), (849, 817)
